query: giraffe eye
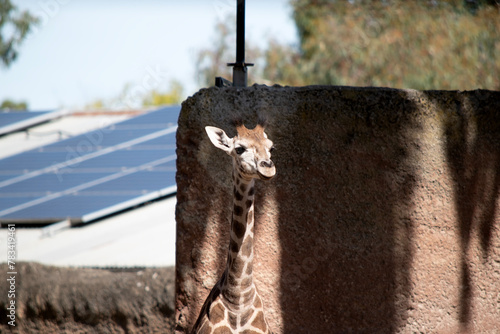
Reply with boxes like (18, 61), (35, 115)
(235, 146), (246, 155)
(270, 146), (275, 153)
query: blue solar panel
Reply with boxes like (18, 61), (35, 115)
(88, 169), (176, 193)
(46, 126), (175, 149)
(0, 151), (74, 174)
(1, 172), (112, 194)
(0, 105), (179, 224)
(116, 105), (179, 127)
(2, 194), (139, 222)
(0, 109), (67, 136)
(0, 110), (52, 126)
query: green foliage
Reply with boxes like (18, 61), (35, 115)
(196, 0), (500, 90)
(289, 0), (500, 90)
(259, 39), (303, 86)
(196, 18), (235, 88)
(1, 98), (27, 110)
(85, 80), (185, 110)
(142, 80), (184, 107)
(0, 0), (39, 67)
(196, 15), (261, 87)
(85, 99), (106, 110)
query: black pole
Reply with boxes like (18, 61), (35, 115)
(227, 0), (253, 87)
(236, 0), (245, 64)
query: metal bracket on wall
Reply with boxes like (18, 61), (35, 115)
(215, 77), (233, 88)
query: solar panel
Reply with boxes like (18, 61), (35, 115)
(0, 105), (179, 225)
(0, 109), (70, 136)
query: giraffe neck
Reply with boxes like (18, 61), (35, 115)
(220, 168), (257, 312)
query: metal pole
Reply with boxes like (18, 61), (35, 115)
(236, 0), (245, 64)
(227, 0), (253, 87)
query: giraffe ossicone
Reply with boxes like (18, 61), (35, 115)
(191, 121), (275, 334)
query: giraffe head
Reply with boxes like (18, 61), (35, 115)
(206, 123), (276, 181)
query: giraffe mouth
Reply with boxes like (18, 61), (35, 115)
(257, 171), (275, 181)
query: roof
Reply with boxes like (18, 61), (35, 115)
(0, 109), (70, 136)
(0, 110), (132, 160)
(0, 107), (179, 267)
(0, 106), (179, 225)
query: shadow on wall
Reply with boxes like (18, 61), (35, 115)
(271, 88), (500, 333)
(272, 88), (419, 332)
(175, 86), (500, 333)
(424, 90), (500, 329)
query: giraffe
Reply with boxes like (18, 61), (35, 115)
(191, 120), (276, 334)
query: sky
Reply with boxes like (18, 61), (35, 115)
(0, 0), (297, 110)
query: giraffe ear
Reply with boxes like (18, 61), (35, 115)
(205, 126), (233, 154)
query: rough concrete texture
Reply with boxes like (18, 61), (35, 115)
(0, 263), (175, 333)
(175, 85), (500, 333)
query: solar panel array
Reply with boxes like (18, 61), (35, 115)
(0, 106), (179, 225)
(0, 109), (69, 136)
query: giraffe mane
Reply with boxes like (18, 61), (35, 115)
(230, 114), (268, 131)
(230, 116), (244, 128)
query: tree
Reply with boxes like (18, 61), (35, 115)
(262, 39), (304, 86)
(196, 19), (235, 87)
(142, 80), (184, 107)
(0, 0), (39, 67)
(195, 0), (500, 91)
(195, 15), (261, 87)
(85, 80), (185, 110)
(1, 98), (27, 110)
(289, 0), (500, 89)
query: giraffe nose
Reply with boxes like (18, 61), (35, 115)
(260, 160), (274, 168)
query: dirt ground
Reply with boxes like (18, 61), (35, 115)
(0, 262), (175, 333)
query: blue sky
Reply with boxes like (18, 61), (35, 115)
(0, 0), (297, 110)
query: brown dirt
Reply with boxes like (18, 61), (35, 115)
(0, 262), (175, 333)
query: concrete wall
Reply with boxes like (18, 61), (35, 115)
(175, 85), (500, 333)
